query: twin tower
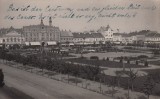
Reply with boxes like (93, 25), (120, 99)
(40, 17), (52, 26)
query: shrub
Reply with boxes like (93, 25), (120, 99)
(138, 55), (148, 59)
(90, 56), (99, 60)
(136, 60), (139, 65)
(144, 61), (148, 67)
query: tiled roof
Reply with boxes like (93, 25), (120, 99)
(113, 30), (160, 38)
(0, 27), (23, 36)
(97, 25), (113, 32)
(146, 32), (160, 37)
(60, 30), (73, 37)
(72, 32), (104, 38)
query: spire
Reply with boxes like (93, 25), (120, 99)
(49, 17), (52, 26)
(40, 19), (44, 25)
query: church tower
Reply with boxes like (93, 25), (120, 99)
(49, 17), (52, 26)
(40, 19), (44, 25)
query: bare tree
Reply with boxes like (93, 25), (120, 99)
(127, 68), (138, 91)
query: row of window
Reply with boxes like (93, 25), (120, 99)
(61, 38), (73, 40)
(25, 33), (58, 37)
(3, 38), (23, 42)
(25, 38), (57, 41)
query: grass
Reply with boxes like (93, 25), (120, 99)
(68, 78), (82, 83)
(65, 58), (146, 68)
(149, 60), (160, 66)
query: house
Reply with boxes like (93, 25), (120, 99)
(23, 18), (61, 45)
(0, 26), (24, 45)
(60, 30), (73, 43)
(113, 33), (122, 44)
(72, 32), (104, 45)
(97, 25), (114, 41)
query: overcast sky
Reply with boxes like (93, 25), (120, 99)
(0, 0), (160, 33)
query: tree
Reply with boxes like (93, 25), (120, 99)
(130, 69), (138, 90)
(71, 65), (80, 85)
(135, 60), (138, 65)
(142, 75), (155, 99)
(109, 76), (117, 98)
(115, 71), (122, 88)
(144, 61), (148, 67)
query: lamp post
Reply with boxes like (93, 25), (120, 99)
(122, 56), (125, 71)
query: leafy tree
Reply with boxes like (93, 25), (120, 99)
(142, 75), (155, 99)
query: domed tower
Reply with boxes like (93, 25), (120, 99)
(49, 17), (52, 26)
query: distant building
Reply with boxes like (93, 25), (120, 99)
(23, 17), (61, 45)
(113, 33), (122, 44)
(0, 26), (24, 45)
(72, 32), (104, 44)
(145, 32), (160, 43)
(121, 35), (136, 44)
(60, 30), (73, 43)
(97, 25), (113, 41)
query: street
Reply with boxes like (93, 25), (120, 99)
(0, 63), (111, 99)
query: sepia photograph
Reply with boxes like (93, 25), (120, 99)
(0, 0), (160, 99)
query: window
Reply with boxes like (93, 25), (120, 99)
(3, 39), (5, 42)
(10, 38), (13, 42)
(42, 38), (44, 40)
(14, 38), (16, 42)
(34, 38), (36, 41)
(18, 38), (20, 42)
(7, 38), (9, 42)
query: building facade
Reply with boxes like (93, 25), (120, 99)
(23, 17), (61, 44)
(60, 30), (73, 43)
(72, 32), (104, 44)
(97, 25), (114, 41)
(0, 26), (24, 45)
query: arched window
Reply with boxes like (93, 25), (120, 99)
(7, 38), (9, 42)
(3, 39), (5, 42)
(10, 38), (13, 42)
(14, 38), (16, 42)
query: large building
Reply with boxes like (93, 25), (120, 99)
(23, 17), (61, 45)
(0, 26), (24, 45)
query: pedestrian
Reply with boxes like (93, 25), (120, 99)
(0, 69), (5, 87)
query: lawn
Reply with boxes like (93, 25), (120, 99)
(65, 58), (146, 68)
(149, 60), (160, 66)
